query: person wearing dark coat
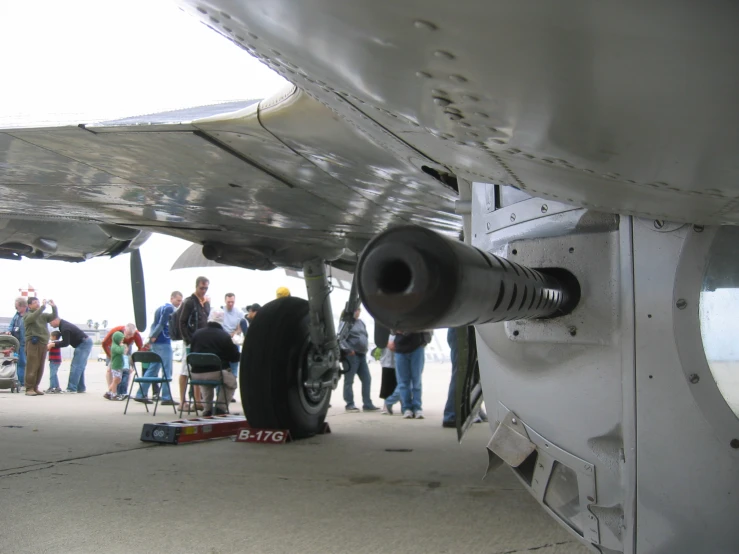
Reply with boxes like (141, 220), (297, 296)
(49, 317), (93, 393)
(189, 308), (239, 416)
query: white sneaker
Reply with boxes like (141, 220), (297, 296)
(414, 410), (424, 419)
(403, 410), (414, 419)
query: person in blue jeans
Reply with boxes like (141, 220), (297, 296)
(443, 327), (488, 428)
(340, 307), (379, 412)
(49, 316), (92, 393)
(7, 298), (27, 387)
(134, 291), (183, 406)
(384, 332), (426, 419)
(46, 330), (63, 393)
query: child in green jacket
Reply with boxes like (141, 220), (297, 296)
(104, 331), (125, 401)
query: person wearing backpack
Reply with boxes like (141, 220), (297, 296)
(177, 277), (211, 411)
(133, 291), (182, 406)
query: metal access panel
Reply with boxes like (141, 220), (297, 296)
(472, 188), (739, 553)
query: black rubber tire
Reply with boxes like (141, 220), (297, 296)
(240, 296), (331, 439)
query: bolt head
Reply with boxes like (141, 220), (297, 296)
(510, 213), (516, 222)
(511, 417), (517, 424)
(653, 220), (665, 229)
(541, 204), (548, 213)
(689, 373), (700, 384)
(676, 299), (688, 310)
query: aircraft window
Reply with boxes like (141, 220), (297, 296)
(543, 462), (583, 536)
(699, 227), (739, 419)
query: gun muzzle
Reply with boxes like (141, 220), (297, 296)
(357, 226), (576, 330)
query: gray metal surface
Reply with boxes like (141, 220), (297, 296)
(180, 0), (739, 225)
(97, 99), (260, 127)
(472, 195), (636, 553)
(632, 223), (739, 554)
(473, 182), (739, 552)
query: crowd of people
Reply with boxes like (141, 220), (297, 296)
(3, 277), (262, 417)
(5, 277), (485, 426)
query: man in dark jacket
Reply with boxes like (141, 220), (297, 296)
(49, 317), (93, 393)
(340, 307), (378, 412)
(178, 276), (210, 410)
(189, 308), (239, 416)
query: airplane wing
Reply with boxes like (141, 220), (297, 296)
(0, 89), (461, 269)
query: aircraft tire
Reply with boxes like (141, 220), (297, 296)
(240, 296), (330, 439)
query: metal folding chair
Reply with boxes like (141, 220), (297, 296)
(124, 351), (176, 416)
(180, 352), (229, 418)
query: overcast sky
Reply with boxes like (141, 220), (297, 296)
(0, 0), (298, 325)
(0, 0), (287, 127)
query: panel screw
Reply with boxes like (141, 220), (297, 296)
(688, 373), (700, 384)
(587, 495), (595, 502)
(541, 204), (548, 213)
(510, 213), (516, 222)
(676, 299), (688, 310)
(731, 439), (739, 449)
(486, 222), (491, 230)
(693, 225), (704, 233)
(511, 418), (517, 424)
(568, 326), (577, 337)
(653, 220), (665, 229)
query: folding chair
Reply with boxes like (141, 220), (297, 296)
(180, 353), (229, 418)
(124, 351), (176, 416)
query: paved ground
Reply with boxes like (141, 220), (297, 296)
(0, 361), (588, 554)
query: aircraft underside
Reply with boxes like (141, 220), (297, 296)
(1, 1), (737, 552)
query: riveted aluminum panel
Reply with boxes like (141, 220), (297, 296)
(180, 0), (739, 224)
(632, 223), (739, 553)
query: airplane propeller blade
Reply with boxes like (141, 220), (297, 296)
(130, 249), (147, 332)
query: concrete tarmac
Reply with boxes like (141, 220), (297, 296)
(0, 361), (588, 554)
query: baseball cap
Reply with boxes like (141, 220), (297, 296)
(246, 303), (262, 312)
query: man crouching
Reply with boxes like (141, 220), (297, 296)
(189, 308), (239, 416)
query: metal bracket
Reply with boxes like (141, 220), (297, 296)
(302, 258), (340, 389)
(487, 411), (536, 467)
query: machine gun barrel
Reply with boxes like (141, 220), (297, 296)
(357, 226), (577, 331)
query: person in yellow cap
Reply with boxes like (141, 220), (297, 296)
(276, 287), (291, 298)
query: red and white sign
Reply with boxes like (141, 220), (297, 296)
(236, 427), (291, 444)
(19, 284), (37, 298)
